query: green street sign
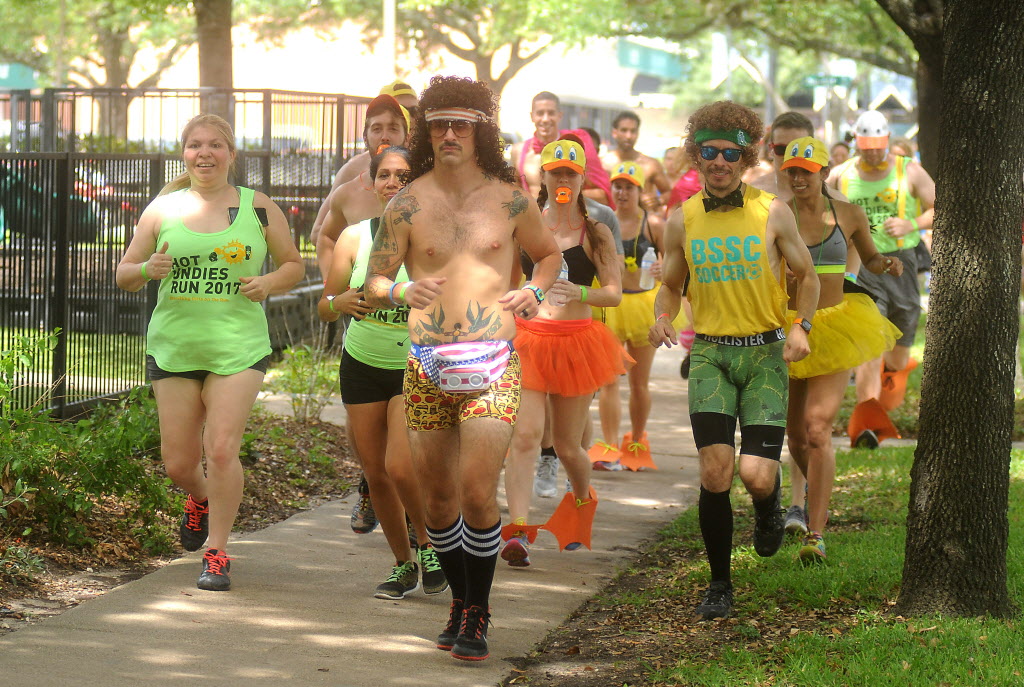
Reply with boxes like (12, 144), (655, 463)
(803, 74), (852, 89)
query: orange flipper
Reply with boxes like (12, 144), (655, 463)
(500, 522), (542, 544)
(847, 398), (901, 447)
(588, 440), (621, 465)
(878, 358), (918, 411)
(540, 487), (599, 551)
(619, 432), (657, 471)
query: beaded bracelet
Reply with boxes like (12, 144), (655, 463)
(523, 284), (544, 303)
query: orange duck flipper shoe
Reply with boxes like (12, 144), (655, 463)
(619, 432), (658, 471)
(540, 487), (598, 551)
(500, 521), (542, 544)
(878, 358), (919, 411)
(588, 440), (621, 465)
(847, 398), (901, 448)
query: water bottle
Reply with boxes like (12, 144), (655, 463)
(552, 256), (569, 306)
(639, 246), (657, 290)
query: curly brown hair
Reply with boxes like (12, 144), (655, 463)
(408, 75), (516, 184)
(684, 101), (764, 171)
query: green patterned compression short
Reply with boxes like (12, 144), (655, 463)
(687, 338), (789, 427)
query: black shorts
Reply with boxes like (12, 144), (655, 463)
(339, 349), (404, 405)
(146, 354), (270, 382)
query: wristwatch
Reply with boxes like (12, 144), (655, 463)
(326, 294), (338, 313)
(794, 317), (812, 334)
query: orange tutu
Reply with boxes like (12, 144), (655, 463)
(515, 317), (632, 396)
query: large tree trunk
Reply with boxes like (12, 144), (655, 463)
(895, 0), (1024, 618)
(195, 0), (233, 121)
(914, 53), (941, 174)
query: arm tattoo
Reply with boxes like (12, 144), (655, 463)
(364, 210), (404, 308)
(502, 189), (529, 219)
(411, 301), (504, 345)
(389, 190), (421, 226)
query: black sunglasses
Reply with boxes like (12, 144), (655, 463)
(771, 143), (787, 156)
(428, 119), (475, 138)
(700, 145), (743, 163)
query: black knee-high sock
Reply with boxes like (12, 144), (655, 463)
(462, 520), (501, 610)
(699, 486), (733, 586)
(427, 516), (466, 602)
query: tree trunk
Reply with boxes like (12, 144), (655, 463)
(914, 53), (941, 174)
(895, 0), (1024, 618)
(195, 0), (233, 121)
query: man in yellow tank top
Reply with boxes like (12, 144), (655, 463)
(649, 101), (819, 621)
(827, 110), (935, 448)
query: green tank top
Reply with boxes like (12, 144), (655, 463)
(146, 186), (272, 375)
(343, 218), (411, 369)
(837, 156), (921, 253)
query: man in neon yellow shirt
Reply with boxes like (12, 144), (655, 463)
(650, 101), (819, 621)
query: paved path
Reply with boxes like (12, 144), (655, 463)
(0, 345), (702, 686)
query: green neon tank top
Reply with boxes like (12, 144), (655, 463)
(343, 218), (411, 369)
(146, 186), (272, 375)
(837, 156), (921, 253)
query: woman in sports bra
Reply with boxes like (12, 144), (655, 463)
(778, 137), (904, 564)
(318, 146), (447, 600)
(589, 162), (685, 471)
(500, 136), (624, 567)
(116, 114), (304, 591)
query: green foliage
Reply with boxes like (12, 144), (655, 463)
(264, 327), (340, 424)
(0, 540), (45, 585)
(638, 447), (1024, 686)
(1, 336), (174, 552)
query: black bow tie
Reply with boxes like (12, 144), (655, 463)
(703, 187), (745, 212)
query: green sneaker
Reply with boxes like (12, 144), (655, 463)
(374, 561), (419, 599)
(799, 531), (827, 564)
(418, 545), (449, 595)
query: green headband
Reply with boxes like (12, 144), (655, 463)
(694, 128), (752, 147)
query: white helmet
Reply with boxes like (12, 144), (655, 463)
(854, 111), (889, 149)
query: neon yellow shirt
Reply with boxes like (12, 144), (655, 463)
(682, 185), (788, 337)
(836, 156), (921, 253)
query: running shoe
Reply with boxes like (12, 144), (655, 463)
(197, 548), (231, 591)
(436, 599), (465, 650)
(351, 474), (378, 534)
(799, 531), (827, 563)
(418, 545), (449, 595)
(373, 561), (419, 600)
(855, 429), (880, 449)
(696, 581), (733, 621)
(179, 494), (209, 552)
(533, 454), (559, 498)
(451, 605), (491, 661)
(500, 534), (531, 567)
(752, 476), (785, 557)
(784, 505), (808, 536)
(592, 460), (623, 471)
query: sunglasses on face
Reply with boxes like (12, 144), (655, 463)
(772, 144), (787, 156)
(699, 145), (743, 163)
(428, 119), (475, 138)
(406, 105), (420, 120)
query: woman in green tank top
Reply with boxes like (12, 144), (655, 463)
(116, 114), (304, 592)
(317, 146), (447, 600)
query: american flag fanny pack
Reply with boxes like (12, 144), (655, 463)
(412, 341), (511, 393)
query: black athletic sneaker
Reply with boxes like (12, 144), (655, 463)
(855, 429), (880, 449)
(451, 605), (491, 661)
(179, 494), (209, 552)
(696, 581), (733, 620)
(418, 545), (448, 595)
(197, 548), (231, 591)
(753, 475), (785, 557)
(350, 475), (378, 534)
(373, 561), (419, 600)
(436, 599), (465, 650)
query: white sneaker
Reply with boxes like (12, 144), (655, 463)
(533, 454), (559, 498)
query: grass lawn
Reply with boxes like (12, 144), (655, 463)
(637, 445), (1024, 686)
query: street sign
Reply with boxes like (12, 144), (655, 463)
(802, 74), (852, 89)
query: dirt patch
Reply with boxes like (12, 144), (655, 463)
(0, 414), (358, 636)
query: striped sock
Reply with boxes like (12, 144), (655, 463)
(462, 520), (501, 609)
(427, 516), (466, 602)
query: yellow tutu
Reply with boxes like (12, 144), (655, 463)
(788, 292), (901, 379)
(592, 283), (688, 347)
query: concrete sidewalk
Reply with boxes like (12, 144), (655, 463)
(0, 346), (700, 686)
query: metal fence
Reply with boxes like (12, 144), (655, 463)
(1, 88), (371, 417)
